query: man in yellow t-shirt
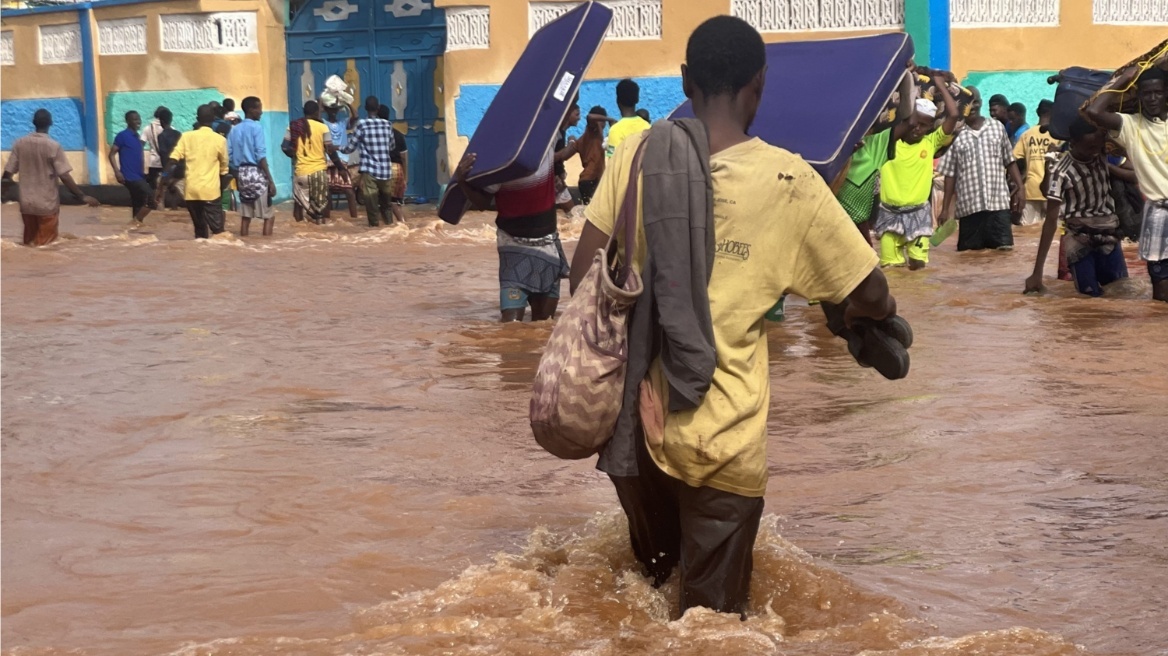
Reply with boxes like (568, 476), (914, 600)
(569, 17), (898, 616)
(1013, 99), (1060, 226)
(154, 103), (229, 239)
(283, 100), (343, 224)
(604, 78), (651, 158)
(874, 85), (959, 269)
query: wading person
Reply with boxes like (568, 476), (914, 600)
(1025, 119), (1127, 297)
(155, 104), (229, 239)
(874, 83), (959, 270)
(343, 97), (396, 227)
(283, 100), (341, 224)
(568, 16), (898, 616)
(575, 106), (608, 205)
(554, 103), (581, 215)
(323, 102), (359, 221)
(2, 109), (99, 246)
(108, 110), (155, 225)
(1013, 99), (1059, 226)
(1084, 66), (1168, 302)
(388, 118), (409, 224)
(142, 106), (167, 188)
(940, 87), (1027, 251)
(228, 97), (278, 237)
(451, 143), (568, 322)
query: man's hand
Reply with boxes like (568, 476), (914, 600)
(268, 180), (277, 198)
(1012, 188), (1026, 215)
(82, 195), (99, 207)
(453, 152), (476, 182)
(114, 172), (125, 185)
(1024, 273), (1045, 294)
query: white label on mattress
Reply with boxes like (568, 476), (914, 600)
(553, 72), (575, 102)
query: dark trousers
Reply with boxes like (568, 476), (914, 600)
(578, 178), (600, 205)
(957, 209), (1014, 251)
(186, 200), (225, 239)
(609, 430), (764, 617)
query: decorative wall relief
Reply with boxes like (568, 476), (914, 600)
(98, 17), (147, 56)
(1, 31), (14, 66)
(950, 0), (1059, 26)
(528, 1), (662, 40)
(40, 23), (82, 65)
(1092, 0), (1168, 24)
(446, 6), (490, 51)
(731, 0), (903, 32)
(160, 12), (258, 54)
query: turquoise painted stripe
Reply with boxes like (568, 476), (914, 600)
(80, 7), (100, 183)
(455, 76), (686, 139)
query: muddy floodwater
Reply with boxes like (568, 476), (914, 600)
(2, 204), (1166, 656)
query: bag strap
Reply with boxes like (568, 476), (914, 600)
(607, 136), (650, 282)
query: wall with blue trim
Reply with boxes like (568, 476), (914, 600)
(1, 98), (86, 151)
(962, 71), (1058, 130)
(101, 89), (293, 201)
(455, 76), (686, 141)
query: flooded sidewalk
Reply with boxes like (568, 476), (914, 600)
(2, 205), (1166, 655)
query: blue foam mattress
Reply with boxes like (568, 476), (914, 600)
(670, 33), (913, 184)
(438, 1), (612, 224)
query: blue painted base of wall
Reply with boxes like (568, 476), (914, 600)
(455, 76), (686, 140)
(1, 98), (85, 150)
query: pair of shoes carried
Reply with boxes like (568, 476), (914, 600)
(821, 301), (912, 380)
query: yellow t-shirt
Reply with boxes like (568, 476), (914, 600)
(879, 128), (947, 207)
(1111, 112), (1168, 201)
(1013, 125), (1060, 201)
(169, 126), (228, 201)
(605, 116), (651, 158)
(293, 120), (333, 177)
(585, 132), (879, 497)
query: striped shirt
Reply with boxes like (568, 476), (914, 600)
(1046, 153), (1114, 219)
(937, 119), (1014, 218)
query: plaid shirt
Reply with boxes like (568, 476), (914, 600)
(938, 119), (1014, 218)
(343, 117), (395, 180)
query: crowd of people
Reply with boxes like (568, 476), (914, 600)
(2, 93), (410, 241)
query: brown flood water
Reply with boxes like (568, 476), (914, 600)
(2, 204), (1167, 656)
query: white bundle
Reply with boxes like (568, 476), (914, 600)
(320, 75), (354, 107)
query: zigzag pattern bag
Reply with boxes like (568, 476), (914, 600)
(530, 142), (646, 459)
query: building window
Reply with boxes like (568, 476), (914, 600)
(1, 30), (14, 66)
(528, 0), (663, 40)
(39, 23), (82, 65)
(730, 0), (904, 32)
(98, 17), (147, 56)
(160, 12), (258, 54)
(1092, 0), (1168, 24)
(446, 6), (490, 51)
(950, 0), (1059, 27)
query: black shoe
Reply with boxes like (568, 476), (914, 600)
(822, 301), (911, 380)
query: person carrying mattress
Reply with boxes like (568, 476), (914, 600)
(873, 78), (959, 270)
(452, 143), (569, 322)
(564, 16), (908, 617)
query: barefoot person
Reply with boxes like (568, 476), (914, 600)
(2, 109), (99, 246)
(568, 17), (898, 616)
(1025, 119), (1128, 297)
(228, 97), (278, 236)
(874, 77), (959, 269)
(1083, 66), (1168, 302)
(451, 143), (569, 323)
(283, 100), (341, 225)
(108, 110), (156, 226)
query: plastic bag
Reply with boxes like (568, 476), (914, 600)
(320, 75), (354, 107)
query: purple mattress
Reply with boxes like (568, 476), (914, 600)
(438, 1), (612, 224)
(670, 33), (913, 184)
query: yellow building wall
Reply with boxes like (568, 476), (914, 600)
(2, 0), (288, 186)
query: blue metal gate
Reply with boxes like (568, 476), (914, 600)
(286, 0), (449, 202)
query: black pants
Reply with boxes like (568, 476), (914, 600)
(957, 209), (1013, 251)
(186, 200), (225, 239)
(609, 431), (764, 617)
(124, 179), (155, 219)
(578, 179), (599, 205)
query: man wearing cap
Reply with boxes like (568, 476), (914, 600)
(1014, 99), (1060, 226)
(873, 74), (959, 269)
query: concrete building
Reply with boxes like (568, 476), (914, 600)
(3, 0), (1164, 202)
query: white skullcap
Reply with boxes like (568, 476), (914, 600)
(915, 98), (938, 118)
